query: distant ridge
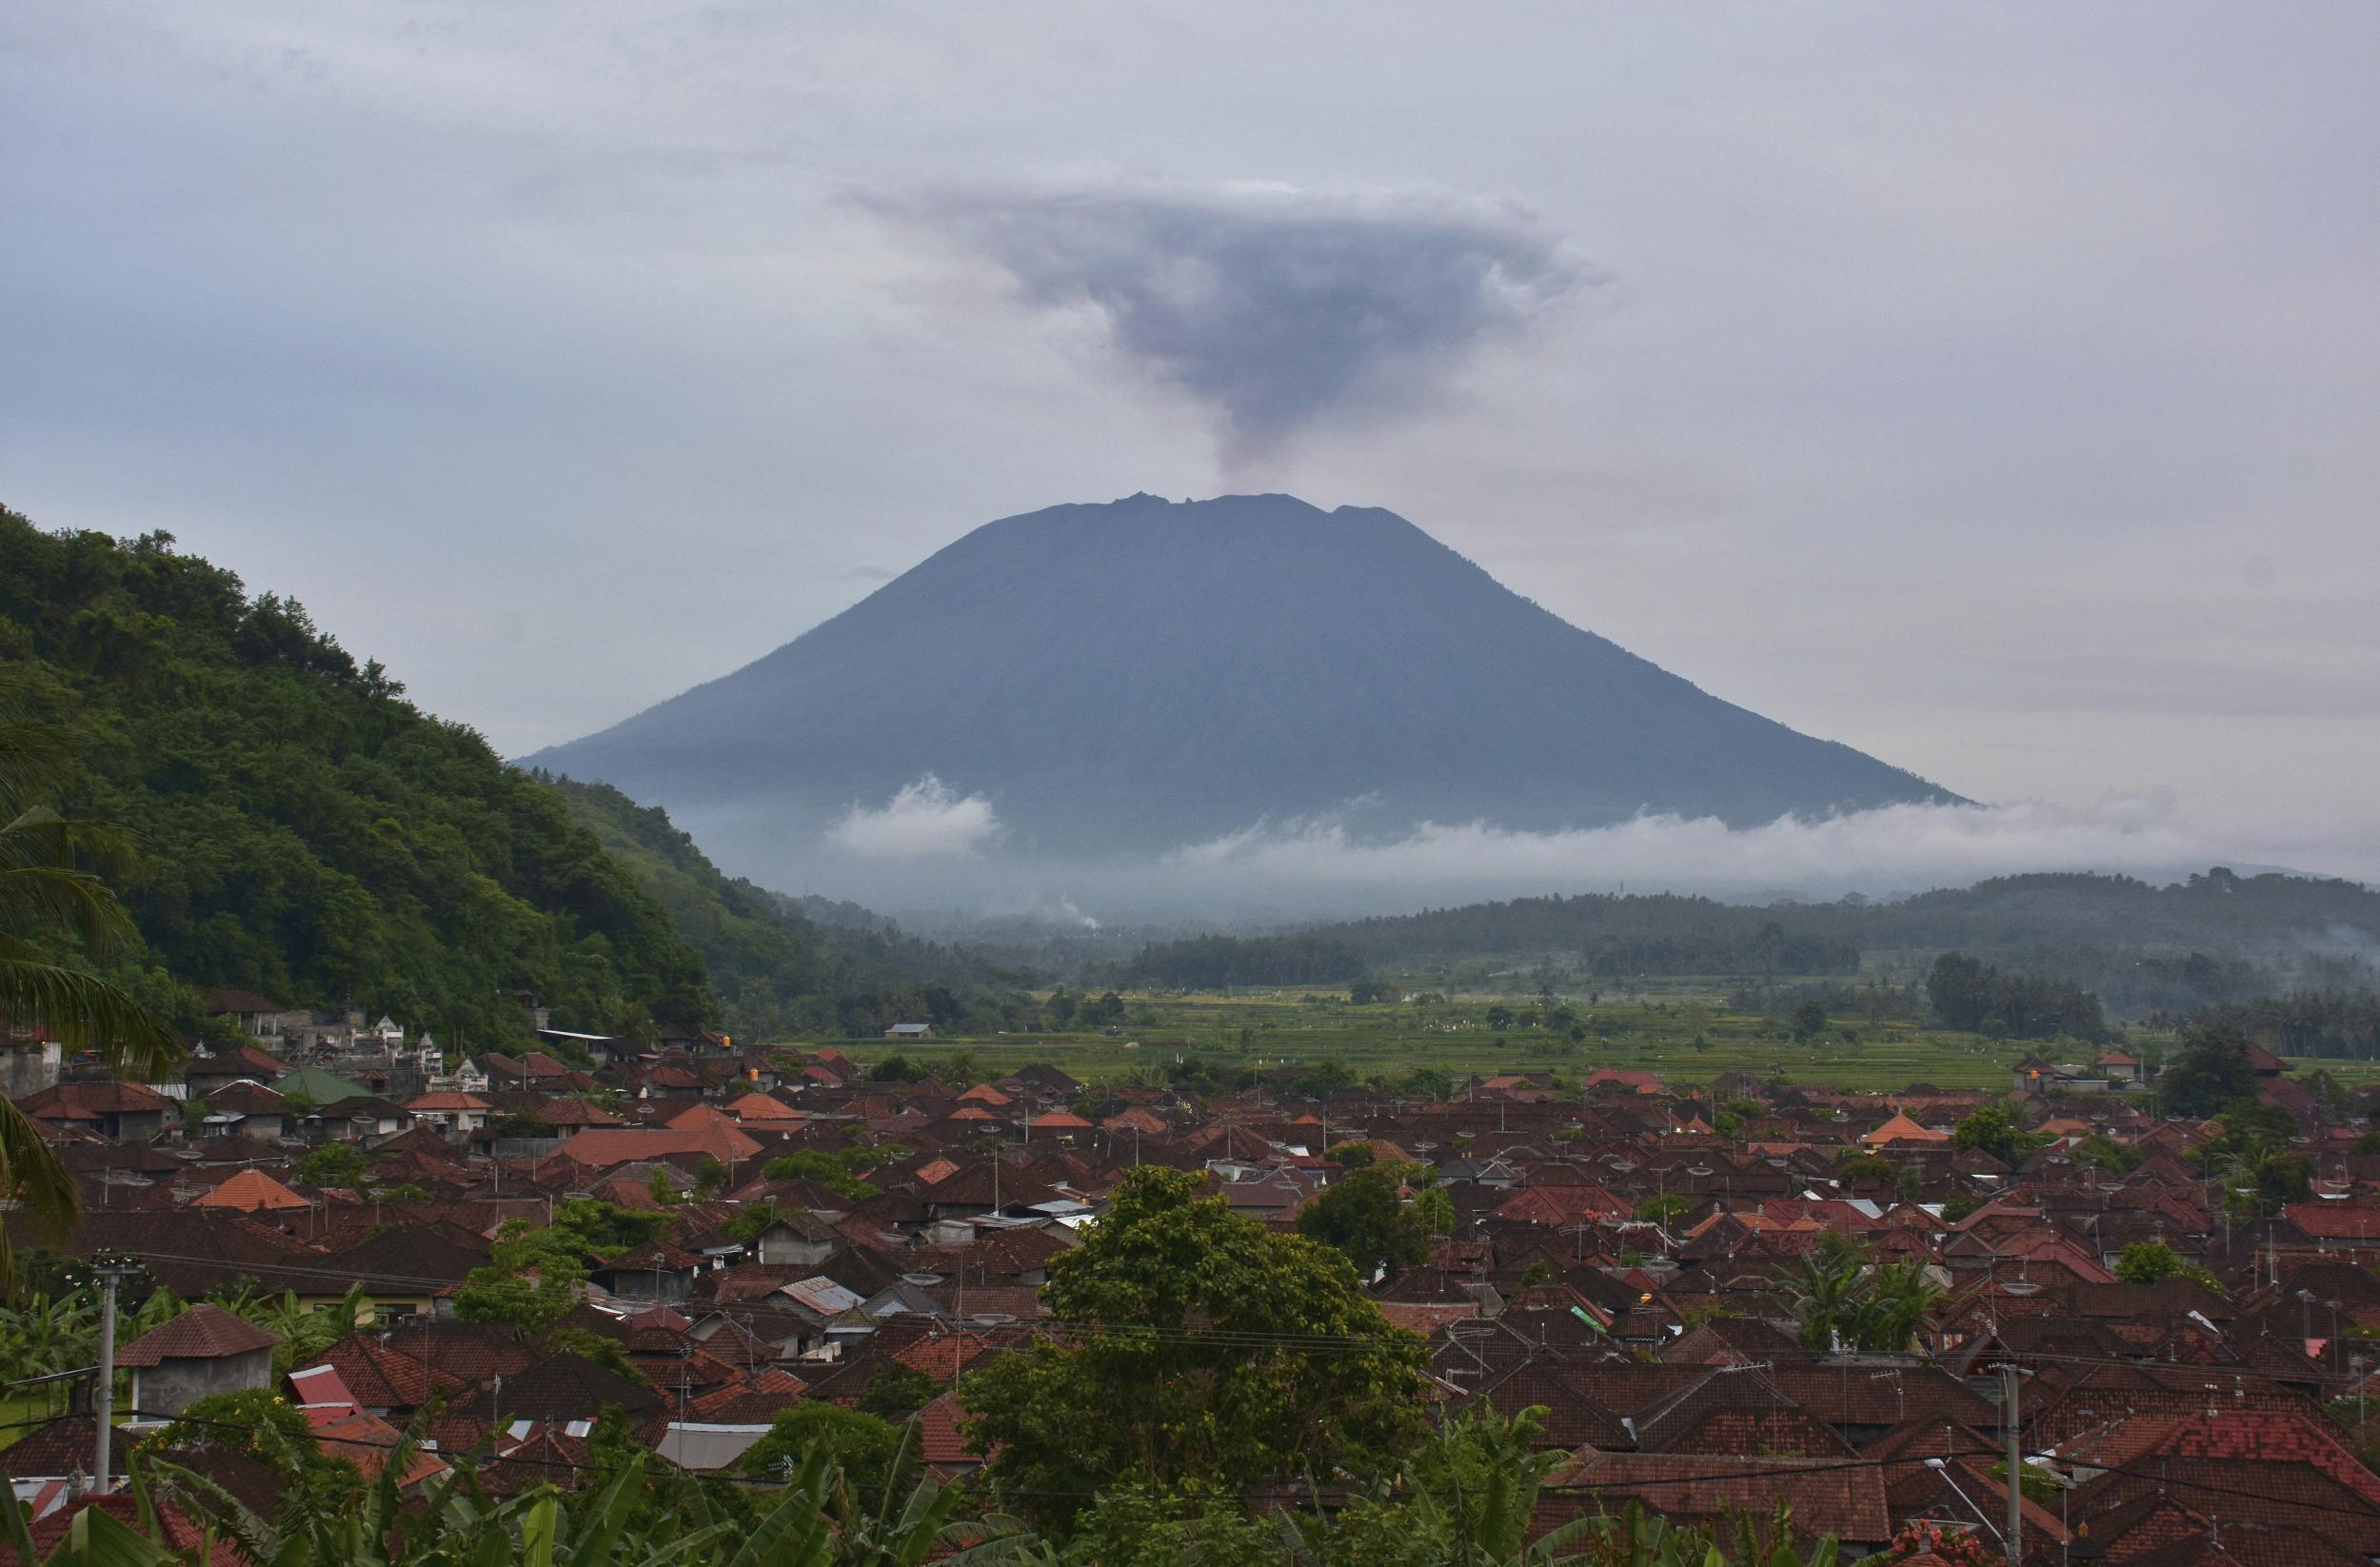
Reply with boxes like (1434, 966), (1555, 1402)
(527, 493), (1958, 876)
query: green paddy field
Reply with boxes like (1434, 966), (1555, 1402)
(831, 986), (2122, 1094)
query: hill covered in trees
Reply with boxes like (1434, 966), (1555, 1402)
(545, 775), (1032, 1038)
(0, 507), (715, 1048)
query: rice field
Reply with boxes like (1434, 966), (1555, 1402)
(829, 988), (2084, 1093)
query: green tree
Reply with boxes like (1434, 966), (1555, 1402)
(2113, 1241), (2224, 1295)
(1951, 1102), (2045, 1167)
(1403, 1400), (1559, 1562)
(292, 1141), (369, 1191)
(960, 1165), (1427, 1529)
(868, 1052), (924, 1082)
(2073, 1132), (2142, 1173)
(1636, 1193), (1695, 1229)
(151, 1387), (355, 1487)
(722, 1200), (789, 1245)
(738, 1400), (902, 1489)
(549, 1324), (650, 1386)
(1297, 1167), (1428, 1278)
(1410, 1186), (1456, 1237)
(1397, 1065), (1455, 1101)
(1780, 1232), (1939, 1353)
(2160, 1026), (2259, 1118)
(855, 1358), (941, 1422)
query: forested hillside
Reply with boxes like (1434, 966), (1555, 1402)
(0, 509), (713, 1047)
(545, 775), (1026, 1037)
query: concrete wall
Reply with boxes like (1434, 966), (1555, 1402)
(129, 1346), (273, 1418)
(0, 1043), (62, 1099)
(756, 1232), (835, 1269)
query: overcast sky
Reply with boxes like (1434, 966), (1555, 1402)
(7, 2), (2378, 882)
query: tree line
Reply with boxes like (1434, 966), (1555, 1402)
(1923, 952), (2109, 1041)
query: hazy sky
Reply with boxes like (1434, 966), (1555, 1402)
(7, 3), (2378, 882)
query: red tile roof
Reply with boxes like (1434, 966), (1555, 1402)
(914, 1389), (980, 1469)
(550, 1123), (761, 1169)
(190, 1168), (312, 1213)
(1542, 1452), (1891, 1544)
(116, 1304), (283, 1366)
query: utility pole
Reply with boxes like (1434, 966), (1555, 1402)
(91, 1259), (140, 1496)
(2002, 1361), (2025, 1567)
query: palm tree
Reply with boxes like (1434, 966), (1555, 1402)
(1, 710), (185, 1295)
(1777, 1234), (1868, 1353)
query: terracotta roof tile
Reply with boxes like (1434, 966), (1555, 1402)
(116, 1304), (283, 1366)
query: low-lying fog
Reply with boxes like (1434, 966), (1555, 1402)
(681, 781), (2376, 927)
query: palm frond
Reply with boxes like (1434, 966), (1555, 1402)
(0, 721), (81, 819)
(0, 1090), (82, 1299)
(0, 807), (143, 878)
(0, 863), (146, 958)
(0, 959), (186, 1078)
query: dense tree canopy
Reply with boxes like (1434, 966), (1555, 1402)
(2160, 1026), (2259, 1119)
(1295, 1167), (1428, 1277)
(960, 1165), (1428, 1527)
(0, 508), (714, 1047)
(1926, 952), (2108, 1041)
(1951, 1102), (2046, 1167)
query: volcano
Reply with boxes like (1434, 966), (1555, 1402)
(526, 492), (1957, 882)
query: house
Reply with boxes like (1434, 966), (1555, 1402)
(15, 1081), (179, 1143)
(200, 1080), (291, 1141)
(2011, 1057), (2110, 1095)
(203, 989), (311, 1042)
(884, 1023), (933, 1041)
(115, 1305), (282, 1419)
(1860, 1111), (1951, 1148)
(308, 1094), (413, 1142)
(548, 1122), (761, 1172)
(2097, 1049), (2142, 1085)
(753, 1210), (843, 1269)
(273, 1064), (371, 1105)
(403, 1090), (491, 1136)
(590, 1240), (708, 1303)
(185, 1041), (290, 1101)
(191, 1168), (313, 1215)
(425, 1057), (493, 1096)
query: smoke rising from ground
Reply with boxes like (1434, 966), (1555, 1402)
(868, 180), (1592, 466)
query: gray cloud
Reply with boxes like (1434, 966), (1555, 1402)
(867, 181), (1594, 465)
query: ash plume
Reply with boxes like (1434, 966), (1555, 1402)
(866, 180), (1594, 466)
